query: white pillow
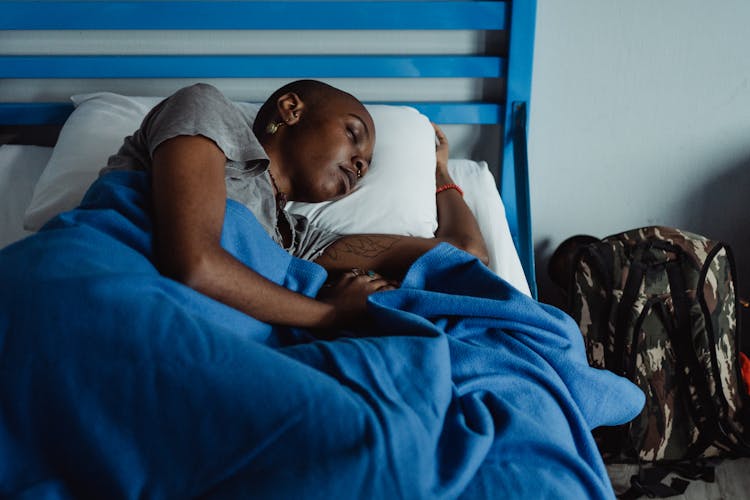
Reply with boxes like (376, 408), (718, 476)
(23, 91), (437, 237)
(23, 93), (162, 230)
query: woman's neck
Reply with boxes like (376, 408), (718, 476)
(267, 162), (291, 208)
(261, 137), (294, 200)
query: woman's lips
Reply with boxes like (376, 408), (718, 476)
(339, 165), (357, 193)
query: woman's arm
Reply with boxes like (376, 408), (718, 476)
(432, 123), (488, 259)
(314, 124), (489, 278)
(150, 134), (390, 328)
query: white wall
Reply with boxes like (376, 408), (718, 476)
(530, 0), (750, 304)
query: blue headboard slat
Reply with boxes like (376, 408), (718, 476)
(0, 102), (503, 127)
(406, 103), (503, 126)
(2, 1), (507, 30)
(0, 55), (505, 79)
(0, 103), (75, 126)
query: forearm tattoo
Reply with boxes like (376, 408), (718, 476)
(324, 235), (401, 261)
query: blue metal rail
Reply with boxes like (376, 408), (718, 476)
(0, 102), (504, 127)
(0, 55), (505, 79)
(2, 1), (507, 30)
(501, 0), (537, 296)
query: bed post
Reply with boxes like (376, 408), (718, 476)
(502, 0), (537, 298)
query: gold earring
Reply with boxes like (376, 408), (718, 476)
(265, 121), (284, 134)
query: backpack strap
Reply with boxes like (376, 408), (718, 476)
(604, 243), (647, 459)
(569, 241), (637, 459)
(619, 466), (689, 499)
(613, 244), (646, 377)
(663, 256), (718, 455)
(619, 460), (715, 500)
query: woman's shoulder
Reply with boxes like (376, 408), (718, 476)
(167, 83), (234, 109)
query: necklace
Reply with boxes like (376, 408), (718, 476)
(268, 170), (288, 210)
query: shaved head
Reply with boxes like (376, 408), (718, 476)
(253, 80), (362, 137)
(255, 79), (375, 202)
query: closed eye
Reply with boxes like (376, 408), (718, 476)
(346, 127), (357, 143)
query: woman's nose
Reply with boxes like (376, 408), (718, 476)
(354, 156), (369, 178)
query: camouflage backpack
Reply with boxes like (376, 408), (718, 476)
(566, 226), (750, 467)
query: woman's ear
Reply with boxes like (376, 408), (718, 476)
(275, 92), (304, 125)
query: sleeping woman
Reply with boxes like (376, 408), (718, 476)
(104, 81), (489, 330)
(0, 81), (646, 500)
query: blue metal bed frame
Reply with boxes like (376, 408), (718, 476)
(0, 0), (537, 296)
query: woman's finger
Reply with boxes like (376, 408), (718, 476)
(431, 122), (448, 144)
(327, 269), (395, 292)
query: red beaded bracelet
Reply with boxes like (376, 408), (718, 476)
(436, 183), (464, 196)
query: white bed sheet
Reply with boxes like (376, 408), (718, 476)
(0, 146), (531, 295)
(447, 159), (531, 296)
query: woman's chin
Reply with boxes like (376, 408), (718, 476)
(299, 185), (360, 204)
(328, 185), (361, 202)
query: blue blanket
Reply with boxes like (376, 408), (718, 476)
(0, 171), (643, 499)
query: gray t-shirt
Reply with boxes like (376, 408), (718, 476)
(104, 83), (339, 261)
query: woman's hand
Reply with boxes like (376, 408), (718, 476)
(316, 269), (398, 330)
(433, 122), (449, 174)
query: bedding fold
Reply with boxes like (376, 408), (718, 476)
(0, 171), (643, 499)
